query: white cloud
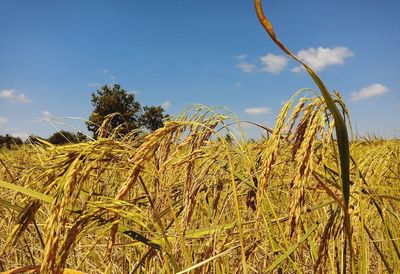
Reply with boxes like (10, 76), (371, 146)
(244, 107), (271, 115)
(42, 110), (55, 120)
(100, 69), (118, 83)
(0, 89), (32, 103)
(234, 54), (255, 73)
(236, 62), (255, 73)
(350, 83), (389, 101)
(291, 46), (354, 72)
(161, 101), (171, 110)
(236, 47), (352, 75)
(259, 54), (288, 74)
(0, 116), (8, 125)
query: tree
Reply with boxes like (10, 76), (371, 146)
(75, 132), (89, 143)
(86, 84), (168, 138)
(86, 85), (141, 138)
(0, 134), (23, 149)
(139, 106), (169, 132)
(47, 130), (87, 145)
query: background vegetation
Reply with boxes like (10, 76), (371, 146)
(86, 84), (168, 139)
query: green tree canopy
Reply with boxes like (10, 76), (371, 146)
(47, 130), (87, 145)
(139, 106), (169, 132)
(86, 84), (168, 138)
(0, 134), (23, 149)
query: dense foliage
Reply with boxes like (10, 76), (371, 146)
(47, 130), (87, 145)
(0, 134), (23, 149)
(86, 84), (168, 138)
(139, 106), (169, 132)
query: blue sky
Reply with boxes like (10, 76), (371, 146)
(1, 0), (399, 139)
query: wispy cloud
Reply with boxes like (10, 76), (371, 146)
(42, 110), (55, 120)
(161, 101), (171, 110)
(291, 46), (353, 72)
(234, 54), (255, 73)
(244, 107), (271, 115)
(99, 69), (118, 83)
(259, 54), (288, 74)
(0, 116), (8, 125)
(350, 83), (389, 101)
(0, 89), (32, 103)
(236, 47), (352, 75)
(236, 62), (255, 73)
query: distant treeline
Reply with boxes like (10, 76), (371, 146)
(1, 84), (168, 149)
(0, 130), (89, 149)
(45, 130), (88, 145)
(0, 134), (23, 149)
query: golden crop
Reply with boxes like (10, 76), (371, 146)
(1, 99), (399, 273)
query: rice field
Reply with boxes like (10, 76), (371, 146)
(1, 1), (399, 273)
(1, 95), (399, 273)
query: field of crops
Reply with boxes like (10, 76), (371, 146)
(1, 1), (399, 273)
(1, 92), (399, 273)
